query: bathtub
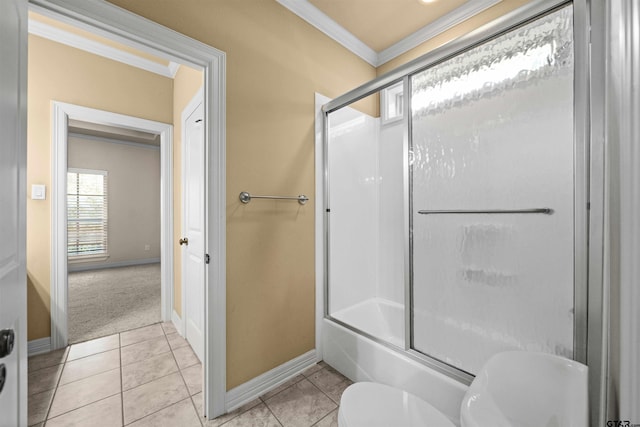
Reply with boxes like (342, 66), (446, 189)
(331, 298), (404, 348)
(323, 298), (468, 426)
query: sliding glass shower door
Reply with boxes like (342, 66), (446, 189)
(410, 6), (575, 375)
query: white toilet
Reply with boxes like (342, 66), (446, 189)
(338, 351), (589, 427)
(339, 381), (457, 427)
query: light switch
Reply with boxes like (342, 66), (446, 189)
(31, 184), (46, 200)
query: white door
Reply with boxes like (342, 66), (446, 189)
(0, 0), (28, 425)
(181, 99), (205, 362)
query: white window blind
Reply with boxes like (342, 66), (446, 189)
(67, 168), (108, 257)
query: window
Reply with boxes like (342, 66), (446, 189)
(67, 168), (108, 258)
(381, 81), (404, 124)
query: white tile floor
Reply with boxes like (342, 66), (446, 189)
(27, 323), (348, 426)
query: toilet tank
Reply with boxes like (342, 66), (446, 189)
(460, 351), (588, 427)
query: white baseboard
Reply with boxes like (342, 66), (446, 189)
(172, 310), (184, 336)
(68, 257), (161, 272)
(226, 350), (319, 412)
(28, 337), (52, 356)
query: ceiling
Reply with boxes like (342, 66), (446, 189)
(308, 0), (469, 52)
(277, 0), (503, 66)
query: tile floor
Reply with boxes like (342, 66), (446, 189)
(28, 322), (349, 426)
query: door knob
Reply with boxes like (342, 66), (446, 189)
(0, 329), (15, 358)
(179, 237), (189, 246)
(0, 364), (5, 394)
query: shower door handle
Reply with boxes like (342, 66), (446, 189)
(417, 208), (553, 215)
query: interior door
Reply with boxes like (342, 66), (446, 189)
(0, 0), (28, 425)
(182, 100), (205, 362)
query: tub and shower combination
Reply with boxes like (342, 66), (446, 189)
(317, 2), (585, 424)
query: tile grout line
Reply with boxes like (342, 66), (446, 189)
(175, 320), (204, 425)
(312, 408), (338, 427)
(119, 333), (125, 427)
(169, 324), (205, 427)
(250, 364), (335, 427)
(260, 365), (334, 427)
(304, 370), (341, 414)
(44, 390), (122, 424)
(31, 324), (166, 426)
(125, 335), (167, 425)
(163, 323), (203, 426)
(122, 329), (197, 426)
(308, 365), (350, 405)
(260, 399), (285, 427)
(259, 373), (307, 403)
(50, 341), (168, 392)
(169, 334), (201, 417)
(36, 342), (121, 423)
(39, 348), (69, 425)
(55, 349), (120, 389)
(128, 397), (197, 427)
(120, 352), (178, 392)
(188, 395), (205, 426)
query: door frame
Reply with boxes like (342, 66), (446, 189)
(32, 0), (227, 418)
(180, 90), (204, 339)
(51, 102), (173, 349)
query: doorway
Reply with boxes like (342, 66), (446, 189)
(51, 102), (173, 347)
(30, 0), (228, 418)
(66, 121), (163, 343)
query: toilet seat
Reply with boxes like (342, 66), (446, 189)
(338, 382), (456, 427)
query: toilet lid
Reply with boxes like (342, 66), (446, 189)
(339, 382), (456, 427)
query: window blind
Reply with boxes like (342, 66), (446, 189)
(67, 168), (108, 257)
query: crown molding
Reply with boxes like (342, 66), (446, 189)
(68, 132), (161, 150)
(276, 0), (378, 66)
(168, 61), (180, 78)
(28, 18), (178, 78)
(377, 0), (502, 66)
(277, 0), (503, 67)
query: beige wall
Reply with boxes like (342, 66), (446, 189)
(376, 0), (534, 75)
(68, 136), (161, 269)
(172, 65), (204, 316)
(27, 34), (173, 341)
(107, 0), (377, 389)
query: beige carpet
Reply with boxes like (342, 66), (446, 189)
(68, 263), (161, 343)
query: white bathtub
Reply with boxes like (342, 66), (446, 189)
(323, 298), (468, 426)
(331, 298), (404, 348)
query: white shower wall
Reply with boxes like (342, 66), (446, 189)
(327, 98), (406, 333)
(377, 120), (405, 305)
(327, 106), (379, 314)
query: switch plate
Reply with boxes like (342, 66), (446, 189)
(31, 184), (46, 200)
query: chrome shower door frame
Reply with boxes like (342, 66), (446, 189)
(322, 0), (597, 399)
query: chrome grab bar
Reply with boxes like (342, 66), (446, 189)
(418, 208), (553, 215)
(239, 191), (309, 205)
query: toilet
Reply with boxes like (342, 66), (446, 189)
(338, 381), (456, 427)
(338, 351), (589, 427)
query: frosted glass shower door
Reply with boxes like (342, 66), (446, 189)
(410, 6), (575, 375)
(325, 89), (406, 348)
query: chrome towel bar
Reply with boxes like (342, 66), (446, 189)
(239, 191), (309, 205)
(418, 208), (553, 215)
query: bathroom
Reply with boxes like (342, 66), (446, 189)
(4, 0), (638, 426)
